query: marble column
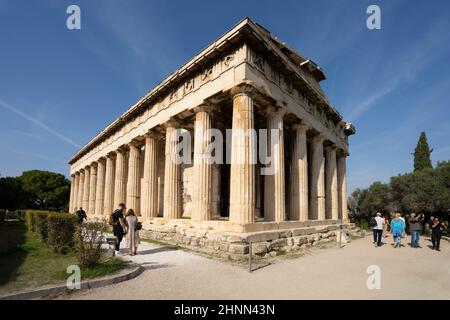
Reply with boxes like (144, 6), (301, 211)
(127, 143), (141, 215)
(310, 134), (325, 220)
(229, 84), (256, 224)
(103, 153), (116, 216)
(114, 148), (127, 207)
(88, 163), (97, 215)
(141, 132), (159, 219)
(325, 146), (339, 220)
(290, 123), (309, 221)
(73, 173), (79, 211)
(69, 174), (75, 213)
(163, 122), (182, 219)
(77, 170), (85, 211)
(82, 166), (90, 211)
(192, 105), (213, 221)
(264, 107), (286, 222)
(95, 159), (106, 216)
(337, 152), (348, 222)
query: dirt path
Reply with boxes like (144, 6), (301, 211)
(61, 235), (450, 300)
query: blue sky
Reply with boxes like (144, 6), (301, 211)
(1, 0), (449, 194)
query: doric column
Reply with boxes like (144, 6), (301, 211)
(229, 84), (256, 224)
(325, 146), (339, 220)
(95, 158), (106, 216)
(114, 148), (127, 207)
(103, 153), (116, 216)
(82, 166), (90, 212)
(88, 163), (97, 215)
(337, 152), (348, 222)
(264, 107), (286, 222)
(127, 143), (141, 215)
(141, 132), (159, 219)
(310, 134), (325, 220)
(290, 123), (310, 221)
(69, 174), (75, 213)
(163, 122), (182, 219)
(77, 170), (85, 211)
(72, 173), (79, 212)
(192, 105), (213, 221)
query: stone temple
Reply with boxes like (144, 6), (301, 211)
(68, 18), (356, 257)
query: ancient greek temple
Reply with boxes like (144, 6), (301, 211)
(68, 18), (355, 255)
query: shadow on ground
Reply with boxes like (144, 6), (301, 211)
(0, 221), (28, 286)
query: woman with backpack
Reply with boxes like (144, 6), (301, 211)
(125, 208), (141, 256)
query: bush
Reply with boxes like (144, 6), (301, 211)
(34, 212), (50, 243)
(47, 213), (78, 253)
(75, 220), (108, 267)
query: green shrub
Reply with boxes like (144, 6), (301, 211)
(75, 220), (108, 267)
(34, 212), (50, 243)
(47, 213), (78, 253)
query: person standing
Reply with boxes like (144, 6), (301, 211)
(76, 207), (87, 224)
(431, 218), (448, 251)
(391, 213), (406, 248)
(408, 213), (424, 248)
(371, 212), (385, 247)
(125, 209), (140, 256)
(110, 203), (127, 254)
(383, 215), (390, 238)
(426, 216), (435, 240)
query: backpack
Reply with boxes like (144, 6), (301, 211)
(369, 217), (377, 228)
(109, 210), (119, 226)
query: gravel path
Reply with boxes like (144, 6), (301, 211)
(61, 235), (450, 300)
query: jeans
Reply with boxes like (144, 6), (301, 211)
(373, 229), (383, 246)
(393, 233), (402, 247)
(410, 230), (420, 247)
(113, 224), (124, 251)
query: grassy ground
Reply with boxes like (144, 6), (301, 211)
(0, 220), (126, 295)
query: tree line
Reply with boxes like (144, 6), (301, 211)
(0, 170), (70, 211)
(349, 132), (450, 221)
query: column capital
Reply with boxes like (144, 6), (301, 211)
(75, 171), (80, 176)
(324, 144), (337, 152)
(144, 129), (158, 140)
(230, 82), (258, 99)
(292, 122), (311, 132)
(193, 101), (215, 114)
(337, 149), (349, 157)
(128, 139), (142, 149)
(164, 117), (181, 129)
(84, 165), (91, 171)
(90, 161), (98, 168)
(265, 105), (286, 118)
(106, 151), (116, 159)
(312, 133), (326, 144)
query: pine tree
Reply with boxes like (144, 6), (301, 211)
(413, 132), (433, 172)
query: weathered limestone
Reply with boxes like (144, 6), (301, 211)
(325, 146), (339, 220)
(192, 106), (213, 221)
(310, 134), (325, 220)
(72, 173), (79, 211)
(94, 159), (105, 216)
(103, 153), (116, 216)
(337, 153), (348, 222)
(163, 122), (182, 219)
(127, 143), (141, 215)
(88, 163), (97, 215)
(265, 107), (286, 222)
(141, 132), (159, 219)
(114, 148), (127, 207)
(290, 123), (309, 221)
(82, 166), (90, 210)
(77, 170), (85, 211)
(69, 175), (75, 212)
(229, 84), (256, 224)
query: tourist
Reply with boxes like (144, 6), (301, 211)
(408, 213), (423, 248)
(426, 216), (435, 240)
(125, 209), (141, 256)
(371, 212), (384, 247)
(431, 218), (448, 251)
(391, 213), (406, 248)
(76, 207), (87, 224)
(110, 203), (127, 254)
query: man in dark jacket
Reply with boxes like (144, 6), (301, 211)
(111, 203), (127, 253)
(76, 207), (87, 224)
(408, 213), (423, 248)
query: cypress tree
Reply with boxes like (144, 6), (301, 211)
(413, 132), (433, 172)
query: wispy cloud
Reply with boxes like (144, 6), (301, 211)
(346, 18), (450, 121)
(0, 99), (81, 148)
(9, 148), (64, 164)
